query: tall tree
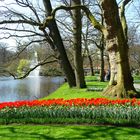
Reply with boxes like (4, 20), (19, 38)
(100, 0), (138, 97)
(71, 0), (86, 88)
(42, 0), (76, 87)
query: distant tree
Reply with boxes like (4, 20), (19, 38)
(17, 59), (30, 77)
(129, 45), (140, 72)
(0, 43), (9, 64)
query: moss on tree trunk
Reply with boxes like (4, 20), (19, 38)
(101, 0), (139, 98)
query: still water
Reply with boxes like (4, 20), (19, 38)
(0, 76), (64, 103)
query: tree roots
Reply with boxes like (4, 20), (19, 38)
(103, 84), (140, 98)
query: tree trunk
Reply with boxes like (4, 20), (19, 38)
(83, 20), (94, 76)
(101, 0), (138, 98)
(99, 11), (105, 82)
(88, 55), (94, 76)
(43, 0), (76, 87)
(72, 0), (86, 88)
(100, 48), (105, 82)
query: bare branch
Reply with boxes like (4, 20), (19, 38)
(120, 0), (132, 39)
(15, 0), (42, 22)
(0, 5), (32, 21)
(56, 19), (73, 33)
(0, 19), (42, 26)
(40, 5), (106, 33)
(4, 55), (58, 79)
(15, 59), (58, 79)
(14, 39), (46, 59)
(0, 27), (44, 36)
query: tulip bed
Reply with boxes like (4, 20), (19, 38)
(0, 98), (140, 125)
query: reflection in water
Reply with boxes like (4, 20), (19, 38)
(0, 76), (64, 103)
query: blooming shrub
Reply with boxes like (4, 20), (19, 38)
(0, 98), (140, 125)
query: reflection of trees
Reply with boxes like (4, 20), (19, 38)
(40, 77), (64, 98)
(0, 85), (11, 94)
(15, 82), (31, 100)
(0, 76), (64, 102)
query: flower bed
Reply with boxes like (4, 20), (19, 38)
(0, 98), (140, 125)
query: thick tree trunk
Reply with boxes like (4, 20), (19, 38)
(43, 0), (76, 87)
(72, 0), (86, 88)
(101, 0), (139, 98)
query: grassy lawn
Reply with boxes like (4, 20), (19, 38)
(0, 125), (139, 140)
(42, 75), (108, 100)
(42, 81), (108, 100)
(42, 75), (140, 100)
(0, 75), (140, 139)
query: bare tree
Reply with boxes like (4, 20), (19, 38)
(42, 0), (76, 87)
(0, 0), (76, 87)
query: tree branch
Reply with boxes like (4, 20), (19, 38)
(120, 0), (132, 39)
(0, 19), (41, 26)
(7, 55), (58, 79)
(40, 5), (106, 33)
(14, 39), (46, 59)
(15, 59), (57, 79)
(0, 27), (44, 37)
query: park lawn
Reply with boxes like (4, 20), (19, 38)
(42, 81), (108, 100)
(0, 124), (139, 140)
(42, 75), (108, 100)
(1, 76), (140, 140)
(42, 75), (140, 100)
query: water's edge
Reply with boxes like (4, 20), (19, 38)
(0, 76), (64, 103)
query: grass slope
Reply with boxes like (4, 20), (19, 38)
(0, 125), (139, 140)
(42, 75), (108, 99)
(42, 81), (108, 100)
(43, 75), (140, 100)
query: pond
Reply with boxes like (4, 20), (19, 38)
(0, 76), (64, 103)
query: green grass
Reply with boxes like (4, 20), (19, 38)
(42, 81), (108, 100)
(0, 124), (139, 140)
(0, 75), (140, 139)
(134, 75), (140, 83)
(85, 75), (99, 81)
(134, 75), (140, 80)
(42, 75), (108, 100)
(42, 75), (140, 100)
